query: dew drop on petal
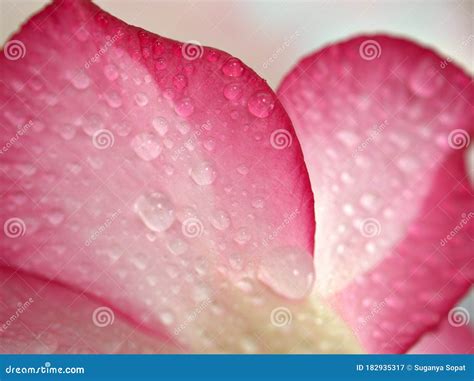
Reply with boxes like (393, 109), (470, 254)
(209, 210), (230, 231)
(71, 72), (90, 90)
(190, 161), (217, 185)
(248, 91), (275, 118)
(131, 133), (162, 161)
(223, 83), (243, 100)
(174, 98), (194, 117)
(134, 92), (149, 107)
(134, 192), (175, 232)
(222, 58), (244, 77)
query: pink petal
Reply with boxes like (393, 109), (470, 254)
(278, 35), (473, 353)
(0, 0), (317, 352)
(410, 319), (474, 354)
(0, 267), (183, 353)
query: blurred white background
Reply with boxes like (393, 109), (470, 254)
(1, 0), (472, 89)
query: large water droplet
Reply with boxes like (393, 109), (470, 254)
(223, 83), (243, 100)
(131, 133), (162, 161)
(174, 98), (194, 117)
(133, 192), (175, 232)
(71, 72), (90, 90)
(152, 117), (169, 136)
(257, 246), (314, 299)
(248, 91), (275, 118)
(210, 210), (231, 231)
(222, 58), (244, 77)
(134, 92), (149, 107)
(104, 64), (119, 81)
(190, 161), (217, 185)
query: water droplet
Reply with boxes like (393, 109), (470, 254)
(133, 192), (175, 232)
(222, 58), (244, 77)
(104, 91), (122, 108)
(167, 238), (188, 255)
(134, 92), (149, 107)
(257, 246), (314, 299)
(131, 133), (162, 161)
(409, 59), (444, 98)
(112, 122), (131, 137)
(173, 74), (188, 90)
(190, 161), (217, 185)
(152, 117), (169, 136)
(251, 198), (265, 209)
(45, 209), (64, 226)
(234, 227), (251, 245)
(71, 72), (90, 89)
(247, 91), (275, 118)
(174, 98), (194, 117)
(159, 311), (175, 325)
(155, 57), (167, 70)
(223, 83), (243, 100)
(104, 64), (119, 81)
(210, 210), (231, 231)
(236, 165), (249, 175)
